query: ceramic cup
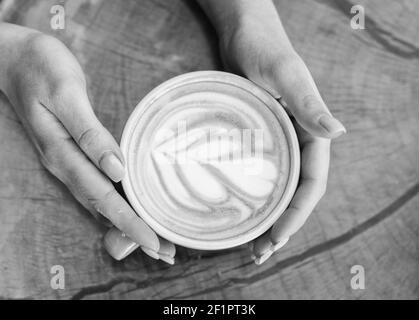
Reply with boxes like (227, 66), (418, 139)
(118, 71), (300, 251)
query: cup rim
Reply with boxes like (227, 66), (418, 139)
(121, 71), (300, 250)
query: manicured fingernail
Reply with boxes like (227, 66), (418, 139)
(141, 246), (160, 260)
(254, 249), (273, 265)
(120, 242), (139, 259)
(104, 228), (139, 260)
(272, 237), (289, 252)
(100, 152), (125, 182)
(318, 115), (346, 138)
(159, 254), (175, 265)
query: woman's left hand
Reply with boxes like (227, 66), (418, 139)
(219, 12), (346, 264)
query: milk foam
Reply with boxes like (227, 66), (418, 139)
(126, 80), (291, 242)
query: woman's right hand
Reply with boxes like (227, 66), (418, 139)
(0, 23), (175, 264)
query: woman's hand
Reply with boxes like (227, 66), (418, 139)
(0, 23), (175, 264)
(199, 0), (346, 264)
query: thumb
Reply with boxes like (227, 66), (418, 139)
(46, 80), (125, 182)
(263, 54), (346, 139)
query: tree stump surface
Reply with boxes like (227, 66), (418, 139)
(0, 0), (418, 299)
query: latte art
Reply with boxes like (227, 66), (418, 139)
(122, 72), (300, 250)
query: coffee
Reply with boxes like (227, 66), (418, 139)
(121, 71), (300, 250)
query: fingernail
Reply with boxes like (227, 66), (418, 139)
(100, 152), (125, 182)
(104, 228), (139, 260)
(254, 249), (273, 265)
(159, 254), (175, 265)
(318, 115), (346, 138)
(141, 246), (160, 260)
(272, 237), (289, 252)
(120, 242), (139, 259)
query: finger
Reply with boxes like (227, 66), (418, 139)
(28, 106), (160, 257)
(250, 230), (289, 263)
(44, 80), (125, 183)
(270, 136), (330, 244)
(263, 54), (346, 139)
(104, 227), (140, 261)
(157, 237), (176, 265)
(250, 232), (273, 265)
(250, 136), (329, 265)
(252, 232), (271, 258)
(104, 228), (176, 264)
(103, 228), (166, 261)
(72, 190), (113, 228)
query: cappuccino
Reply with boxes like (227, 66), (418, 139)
(121, 71), (300, 250)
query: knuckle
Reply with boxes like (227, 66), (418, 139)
(101, 188), (119, 203)
(278, 53), (305, 74)
(38, 148), (70, 185)
(306, 177), (328, 200)
(48, 78), (82, 105)
(77, 127), (101, 152)
(23, 33), (62, 54)
(39, 153), (58, 174)
(302, 94), (322, 111)
(19, 34), (86, 100)
(89, 189), (137, 231)
(88, 189), (118, 217)
(38, 141), (61, 170)
(276, 54), (311, 89)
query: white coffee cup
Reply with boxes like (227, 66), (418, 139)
(120, 71), (300, 250)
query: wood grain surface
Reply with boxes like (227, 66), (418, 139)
(0, 0), (418, 299)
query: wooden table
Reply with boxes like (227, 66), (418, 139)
(0, 0), (418, 299)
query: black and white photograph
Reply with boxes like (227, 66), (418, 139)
(0, 0), (417, 303)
